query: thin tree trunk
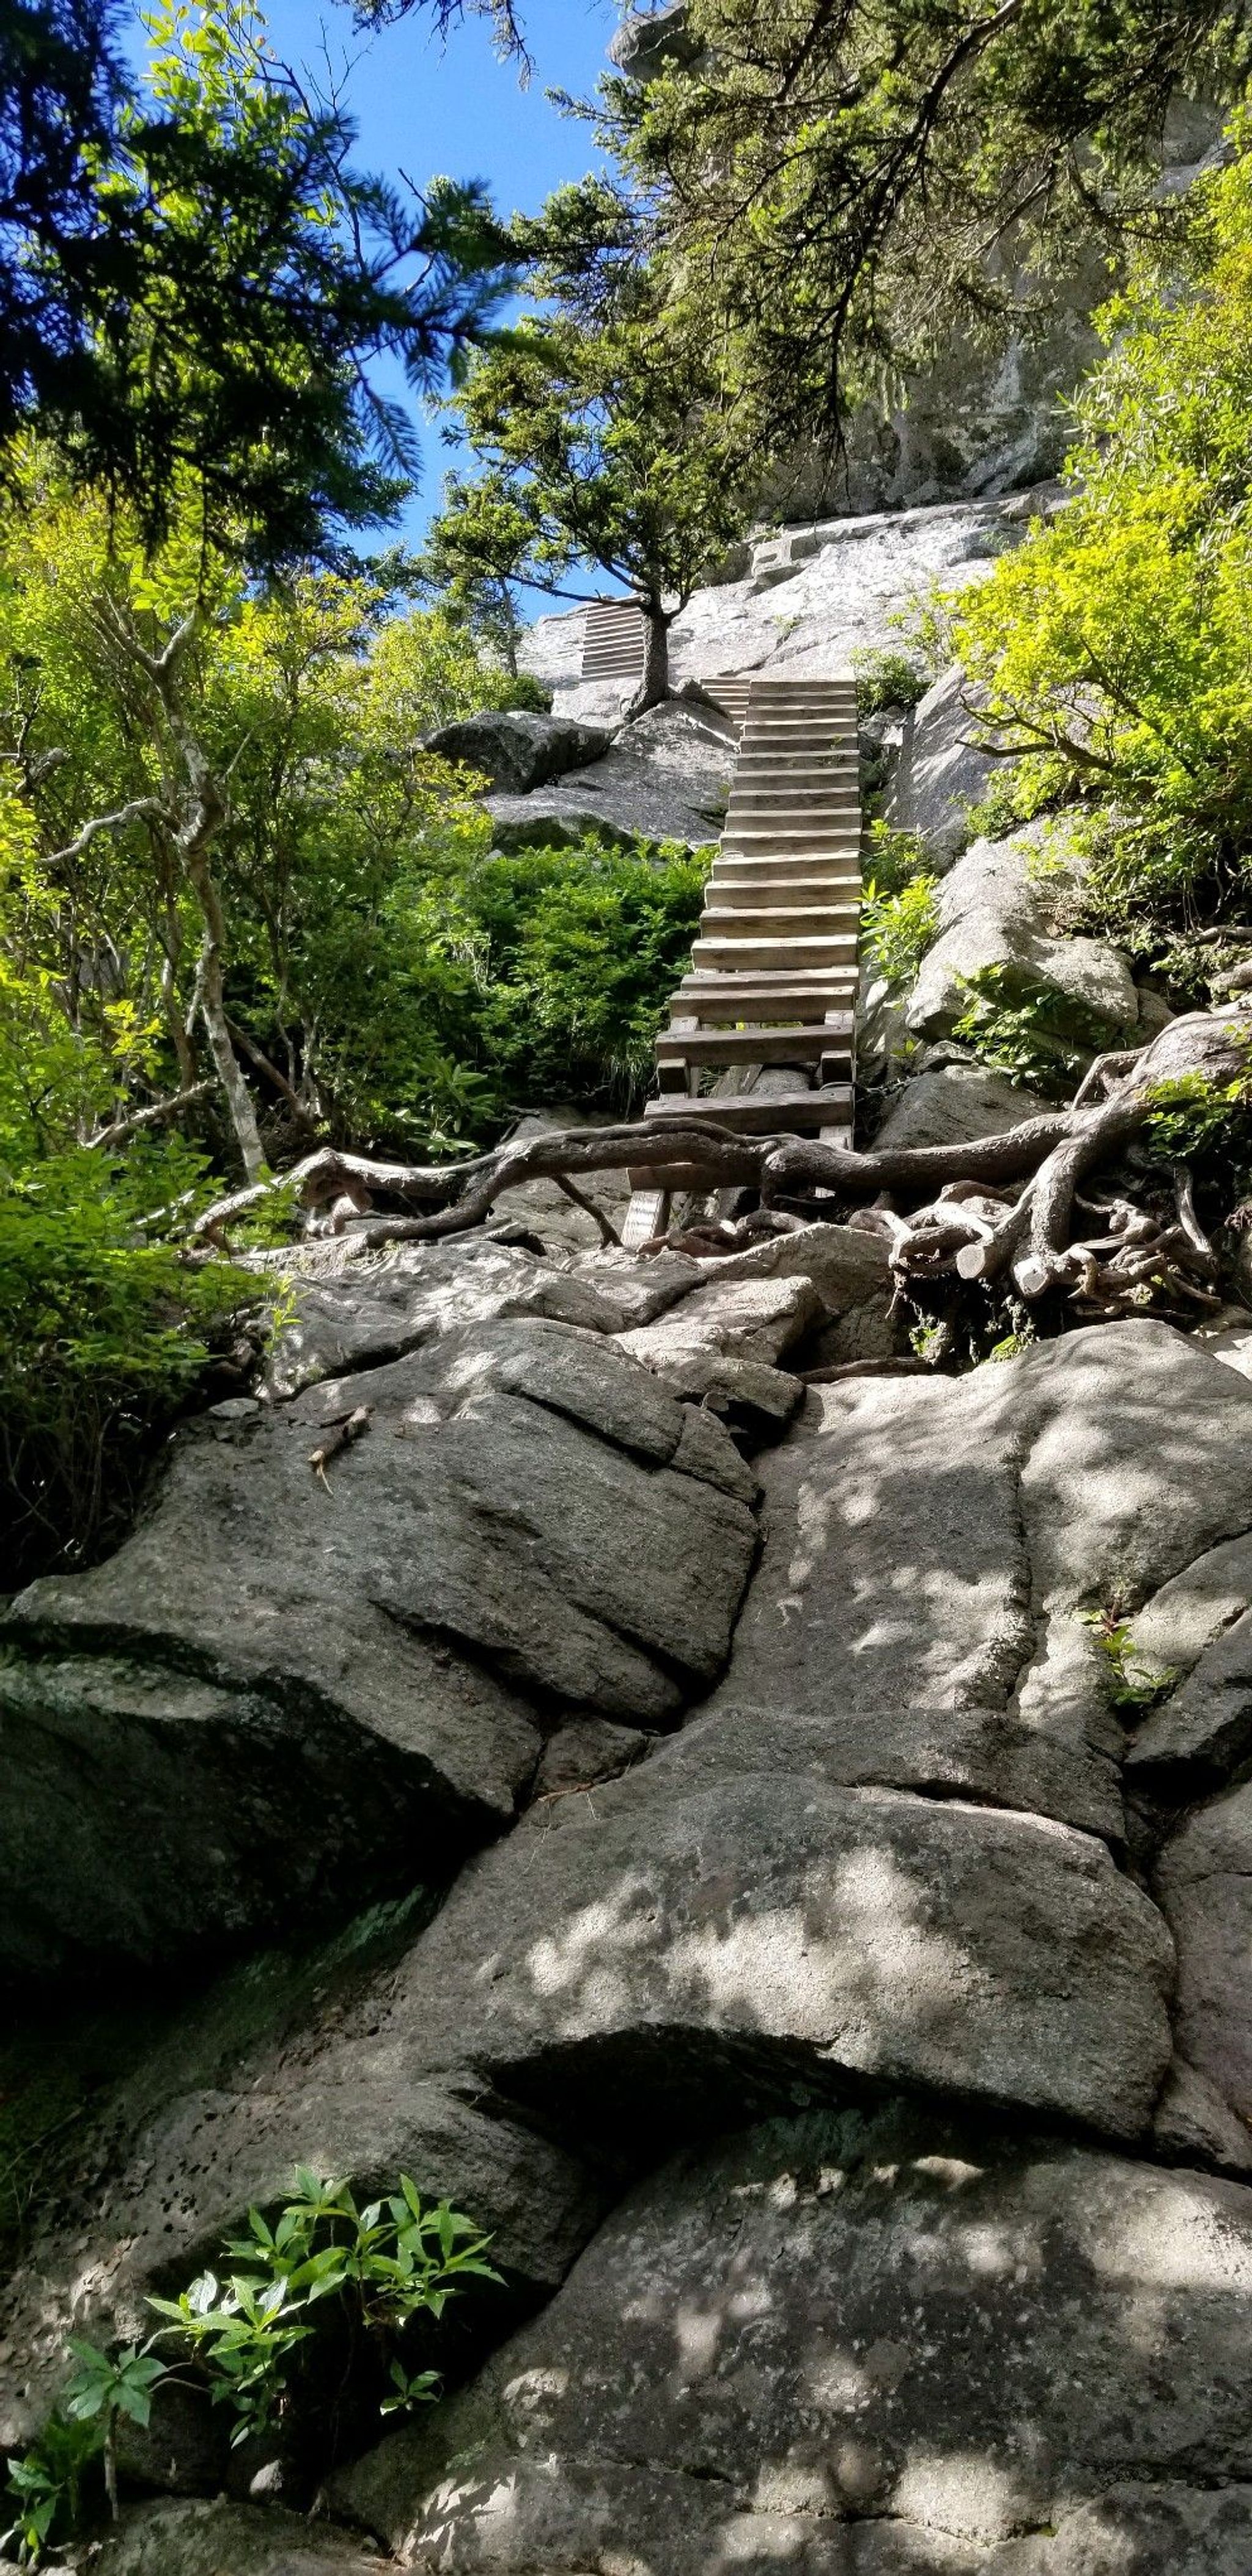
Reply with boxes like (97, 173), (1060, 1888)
(186, 865), (266, 1182)
(630, 603), (671, 715)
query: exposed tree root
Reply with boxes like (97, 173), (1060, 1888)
(191, 1009), (1252, 1320)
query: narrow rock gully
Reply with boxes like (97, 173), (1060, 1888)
(4, 664), (1252, 2572)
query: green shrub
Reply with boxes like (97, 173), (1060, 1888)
(861, 872), (939, 990)
(853, 647), (929, 718)
(863, 818), (929, 894)
(2, 2169), (502, 2563)
(951, 965), (1129, 1096)
(951, 117), (1252, 977)
(0, 1143), (252, 1586)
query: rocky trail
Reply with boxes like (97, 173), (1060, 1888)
(6, 515), (1252, 2576)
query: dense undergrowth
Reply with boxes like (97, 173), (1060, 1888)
(0, 455), (705, 1585)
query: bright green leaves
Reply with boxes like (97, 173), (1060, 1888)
(951, 117), (1252, 974)
(3, 2168), (502, 2563)
(144, 2166), (501, 2448)
(62, 2342), (166, 2433)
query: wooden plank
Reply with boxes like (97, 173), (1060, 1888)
(621, 1188), (669, 1248)
(677, 979), (857, 1021)
(657, 1021), (853, 1068)
(644, 1087), (853, 1135)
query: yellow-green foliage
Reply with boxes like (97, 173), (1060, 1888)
(953, 116), (1252, 973)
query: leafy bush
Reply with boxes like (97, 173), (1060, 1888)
(951, 116), (1252, 979)
(2, 2169), (501, 2564)
(853, 647), (929, 717)
(861, 872), (939, 991)
(863, 818), (928, 895)
(951, 965), (1127, 1097)
(0, 1144), (252, 1586)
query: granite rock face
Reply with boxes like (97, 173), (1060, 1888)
(885, 665), (1003, 868)
(339, 2102), (1252, 2569)
(9, 1217), (1252, 2570)
(0, 1317), (757, 1984)
(905, 823), (1142, 1043)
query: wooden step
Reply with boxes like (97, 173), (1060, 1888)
(693, 936), (859, 971)
(644, 1086), (854, 1134)
(702, 907), (859, 936)
(677, 977), (857, 1021)
(657, 1020), (853, 1068)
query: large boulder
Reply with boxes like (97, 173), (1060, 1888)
(84, 2498), (388, 2574)
(424, 710), (609, 793)
(608, 1), (702, 77)
(338, 2100), (1252, 2568)
(886, 664), (1003, 868)
(486, 698), (734, 847)
(397, 1767), (1173, 2141)
(0, 1319), (758, 1986)
(905, 822), (1141, 1043)
(872, 1059), (1042, 1150)
(697, 1319), (1252, 1843)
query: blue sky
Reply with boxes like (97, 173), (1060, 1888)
(123, 0), (620, 563)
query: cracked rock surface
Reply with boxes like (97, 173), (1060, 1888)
(7, 1229), (1252, 2572)
(338, 2100), (1252, 2566)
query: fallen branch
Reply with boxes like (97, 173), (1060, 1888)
(87, 1080), (215, 1152)
(309, 1405), (372, 1488)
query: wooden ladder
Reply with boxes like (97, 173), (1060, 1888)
(580, 598), (646, 684)
(622, 672), (861, 1248)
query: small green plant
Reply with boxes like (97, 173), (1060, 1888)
(853, 647), (929, 717)
(1141, 1070), (1252, 1166)
(148, 2167), (501, 2449)
(1, 2421), (98, 2568)
(2, 2169), (501, 2564)
(952, 965), (1126, 1097)
(861, 873), (939, 991)
(1080, 1605), (1178, 1711)
(61, 2343), (168, 2520)
(864, 818), (929, 895)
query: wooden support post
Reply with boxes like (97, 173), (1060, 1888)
(621, 1188), (670, 1249)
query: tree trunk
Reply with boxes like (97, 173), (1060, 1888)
(629, 603), (671, 716)
(186, 859), (267, 1183)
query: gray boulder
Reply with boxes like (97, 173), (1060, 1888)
(486, 697), (734, 849)
(339, 2102), (1252, 2563)
(0, 1320), (757, 1984)
(905, 822), (1141, 1043)
(696, 1320), (1252, 1843)
(1156, 1780), (1252, 2130)
(84, 2498), (385, 2574)
(424, 709), (609, 793)
(399, 1768), (1173, 2140)
(872, 1060), (1042, 1150)
(608, 1), (702, 77)
(886, 664), (1003, 868)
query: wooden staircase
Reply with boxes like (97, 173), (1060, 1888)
(622, 674), (861, 1248)
(580, 598), (646, 684)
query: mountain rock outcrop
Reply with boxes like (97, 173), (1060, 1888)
(6, 1224), (1252, 2571)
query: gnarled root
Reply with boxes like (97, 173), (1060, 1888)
(190, 1007), (1252, 1309)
